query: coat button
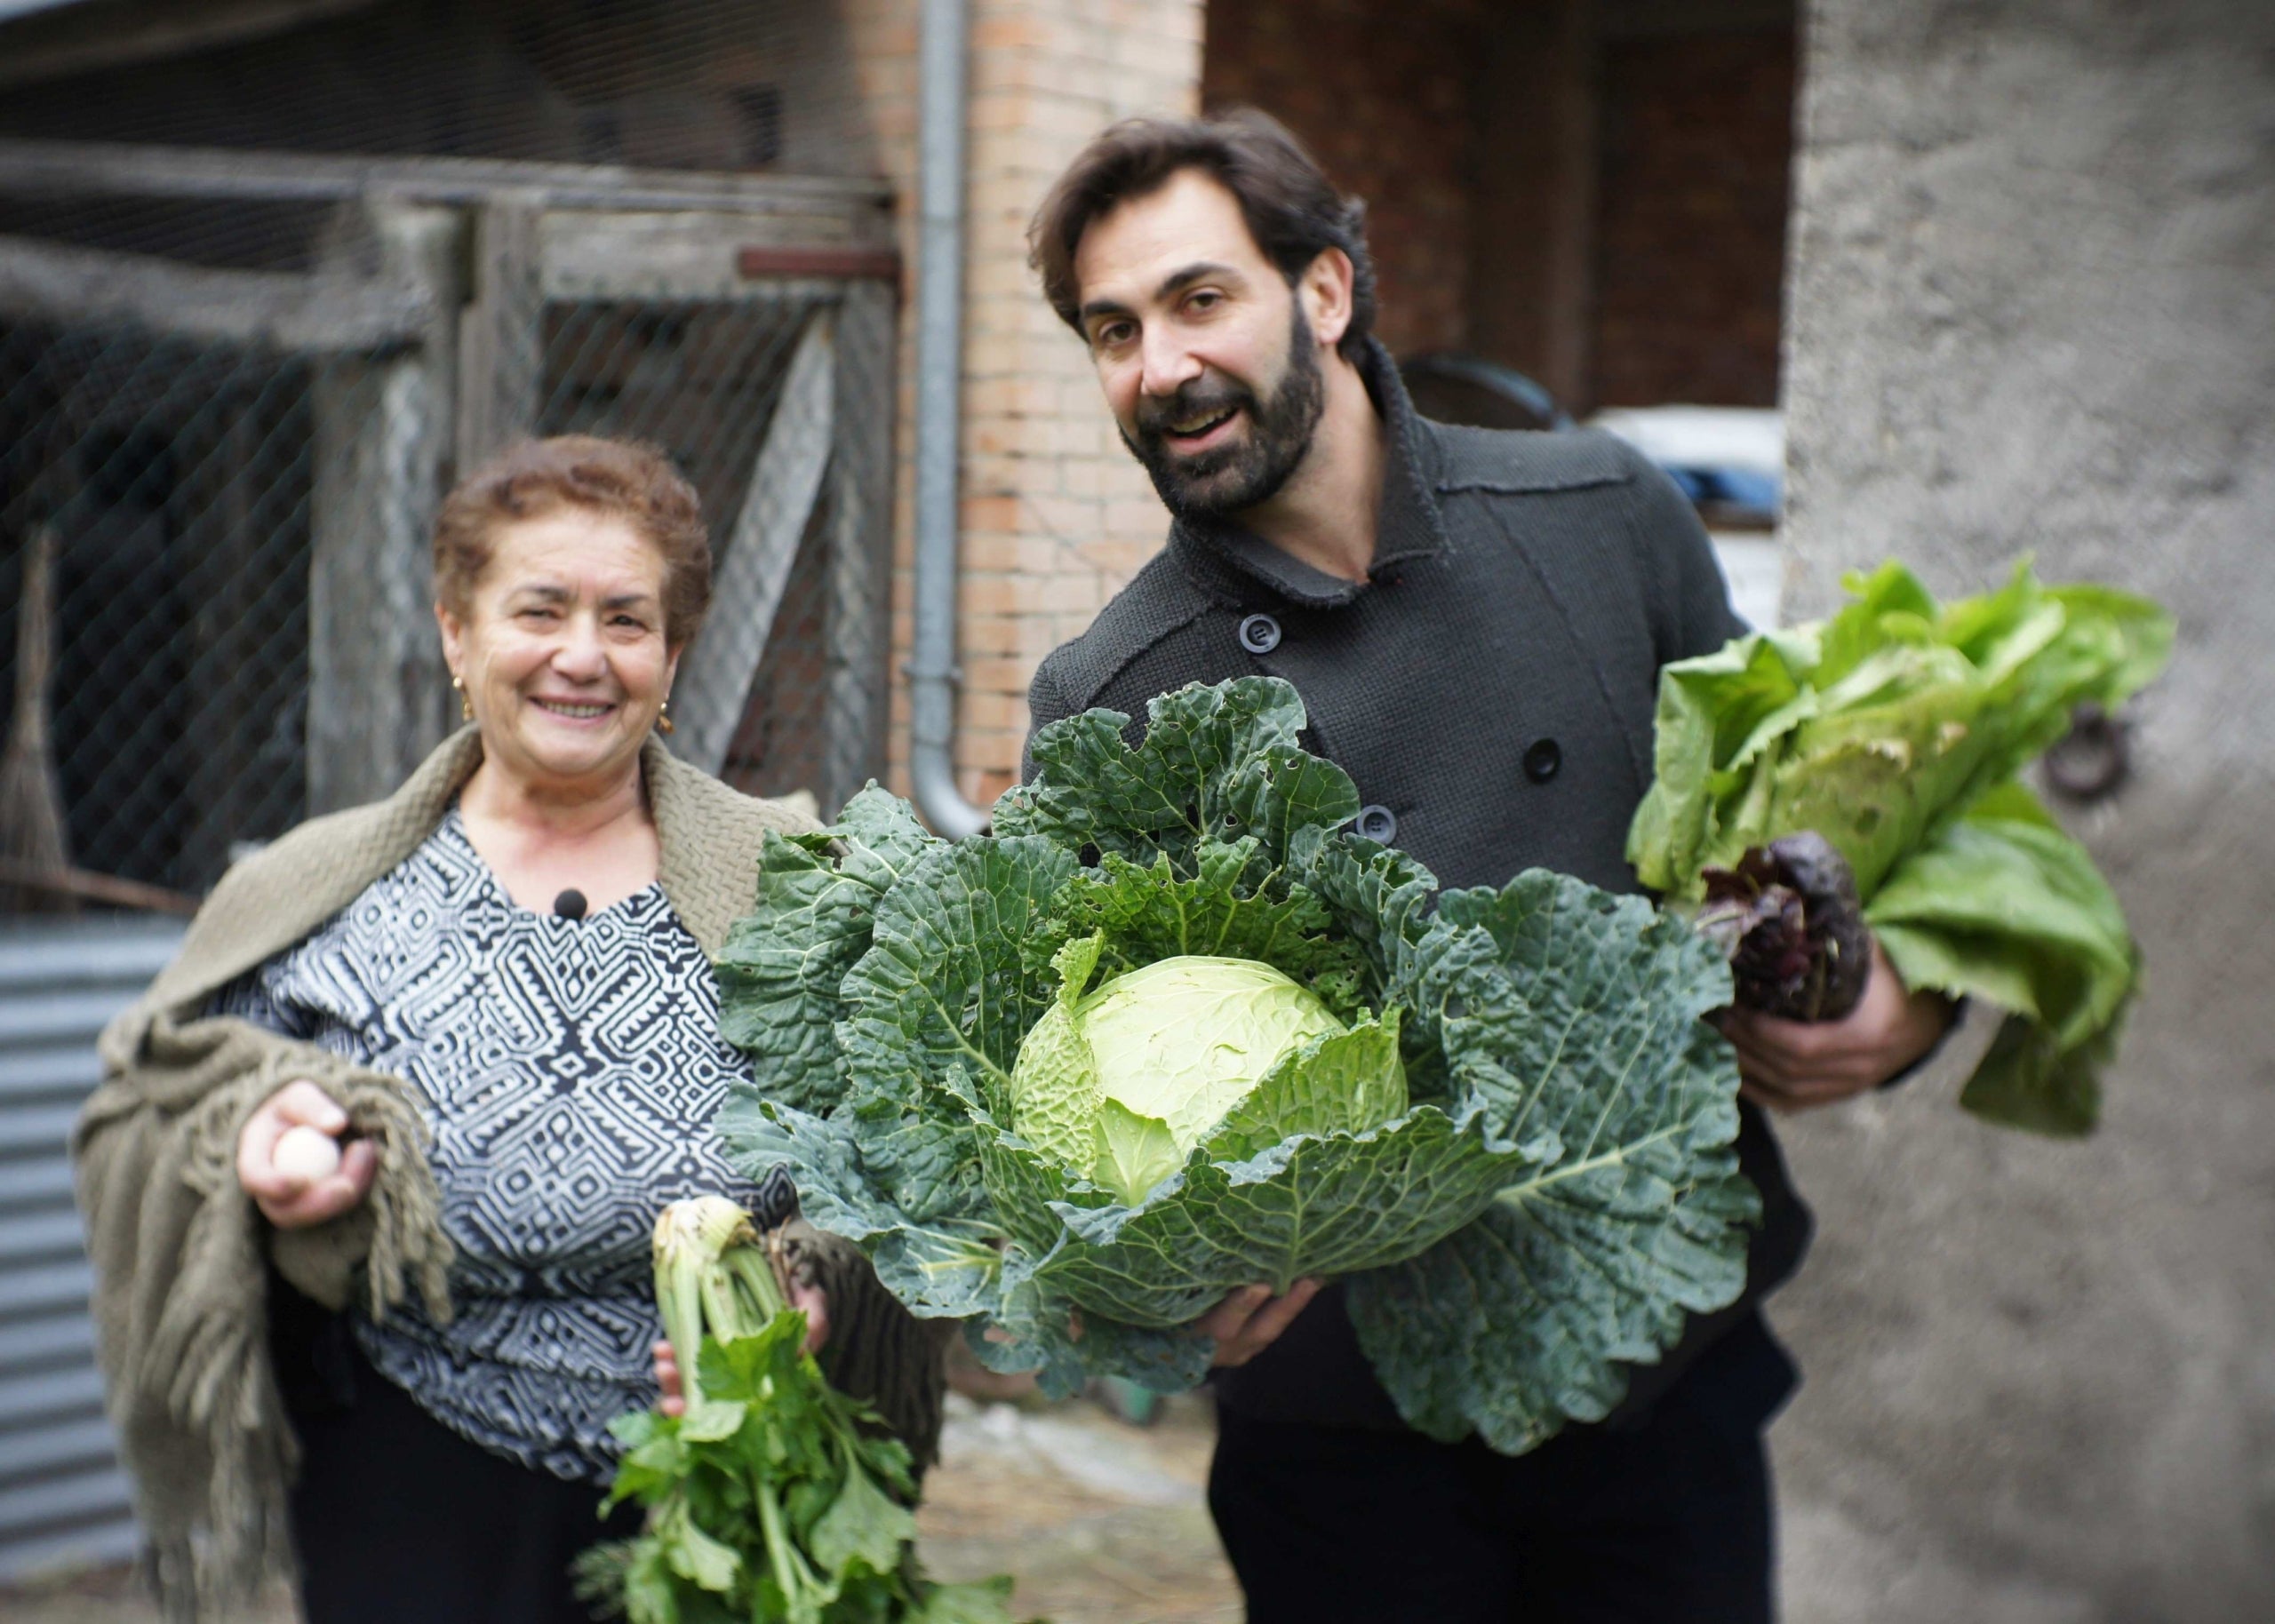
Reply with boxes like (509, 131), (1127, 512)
(1354, 804), (1398, 843)
(1523, 738), (1561, 784)
(1238, 613), (1282, 655)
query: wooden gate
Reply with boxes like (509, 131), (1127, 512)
(0, 139), (900, 902)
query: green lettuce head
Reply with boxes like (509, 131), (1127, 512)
(715, 678), (1752, 1455)
(1627, 560), (2171, 1135)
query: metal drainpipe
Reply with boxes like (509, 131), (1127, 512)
(906, 0), (989, 839)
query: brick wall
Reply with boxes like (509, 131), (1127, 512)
(846, 0), (1203, 811)
(1591, 26), (1796, 408)
(1195, 2), (1797, 411)
(1201, 0), (1489, 358)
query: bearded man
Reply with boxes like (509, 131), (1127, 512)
(1019, 112), (1952, 1623)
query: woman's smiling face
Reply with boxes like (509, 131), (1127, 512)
(437, 507), (678, 794)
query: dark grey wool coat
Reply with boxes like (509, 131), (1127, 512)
(1024, 341), (1812, 1432)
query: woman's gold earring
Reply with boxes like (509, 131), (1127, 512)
(452, 674), (473, 722)
(657, 698), (675, 736)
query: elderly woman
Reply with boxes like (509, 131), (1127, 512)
(76, 437), (938, 1623)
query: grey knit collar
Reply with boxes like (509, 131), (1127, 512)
(1167, 337), (1450, 610)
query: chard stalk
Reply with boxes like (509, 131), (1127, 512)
(754, 1473), (822, 1616)
(651, 1197), (766, 1405)
(727, 1239), (793, 1321)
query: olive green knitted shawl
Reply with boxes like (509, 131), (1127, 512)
(75, 730), (938, 1620)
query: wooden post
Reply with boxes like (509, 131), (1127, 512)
(456, 194), (546, 473)
(0, 233), (433, 351)
(819, 277), (897, 816)
(307, 201), (464, 813)
(177, 405), (259, 888)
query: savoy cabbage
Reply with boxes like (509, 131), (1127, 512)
(714, 678), (1753, 1453)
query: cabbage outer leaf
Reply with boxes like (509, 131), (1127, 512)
(1345, 872), (1752, 1454)
(1035, 842), (1375, 1022)
(996, 1098), (1543, 1327)
(714, 1094), (1011, 1320)
(836, 836), (1075, 1222)
(723, 834), (1081, 1321)
(714, 787), (940, 1112)
(961, 1274), (1217, 1397)
(995, 677), (1362, 873)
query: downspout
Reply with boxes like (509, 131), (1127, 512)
(906, 0), (989, 838)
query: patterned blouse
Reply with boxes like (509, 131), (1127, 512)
(216, 808), (763, 1484)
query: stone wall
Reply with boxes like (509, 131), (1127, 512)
(1771, 3), (2275, 1619)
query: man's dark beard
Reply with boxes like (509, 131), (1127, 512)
(1122, 303), (1327, 521)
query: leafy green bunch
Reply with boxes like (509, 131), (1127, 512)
(714, 679), (1756, 1454)
(579, 1198), (1019, 1624)
(1628, 560), (2172, 1134)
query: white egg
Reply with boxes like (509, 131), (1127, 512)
(275, 1124), (343, 1182)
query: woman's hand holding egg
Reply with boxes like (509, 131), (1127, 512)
(273, 1123), (343, 1182)
(235, 1079), (378, 1229)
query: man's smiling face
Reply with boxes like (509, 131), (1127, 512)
(1074, 169), (1327, 519)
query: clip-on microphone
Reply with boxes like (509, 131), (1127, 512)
(553, 888), (588, 921)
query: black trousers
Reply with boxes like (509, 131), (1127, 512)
(1207, 1312), (1796, 1624)
(275, 1287), (641, 1624)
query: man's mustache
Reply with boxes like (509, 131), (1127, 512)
(1132, 378), (1255, 439)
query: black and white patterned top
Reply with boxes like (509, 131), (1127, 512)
(216, 808), (764, 1484)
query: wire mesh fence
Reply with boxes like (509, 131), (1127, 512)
(1, 311), (322, 900)
(0, 172), (897, 914)
(0, 0), (877, 181)
(0, 0), (898, 916)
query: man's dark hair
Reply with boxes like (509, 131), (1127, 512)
(1028, 109), (1378, 363)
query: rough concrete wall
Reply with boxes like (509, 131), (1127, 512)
(1772, 4), (2275, 1620)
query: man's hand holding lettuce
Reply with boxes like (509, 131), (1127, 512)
(713, 678), (1754, 1453)
(1630, 560), (2171, 1134)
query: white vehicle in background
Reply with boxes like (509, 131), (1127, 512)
(1400, 354), (1788, 630)
(1586, 405), (1785, 632)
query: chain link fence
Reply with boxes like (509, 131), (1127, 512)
(0, 0), (897, 916)
(1, 310), (319, 900)
(0, 168), (898, 912)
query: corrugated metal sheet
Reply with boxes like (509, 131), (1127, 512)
(0, 914), (182, 1581)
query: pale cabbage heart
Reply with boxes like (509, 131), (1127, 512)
(1007, 953), (1364, 1203)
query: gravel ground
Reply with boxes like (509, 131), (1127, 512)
(920, 1391), (1239, 1624)
(0, 1391), (1241, 1624)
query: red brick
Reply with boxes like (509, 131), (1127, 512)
(960, 495), (1025, 534)
(1591, 31), (1794, 407)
